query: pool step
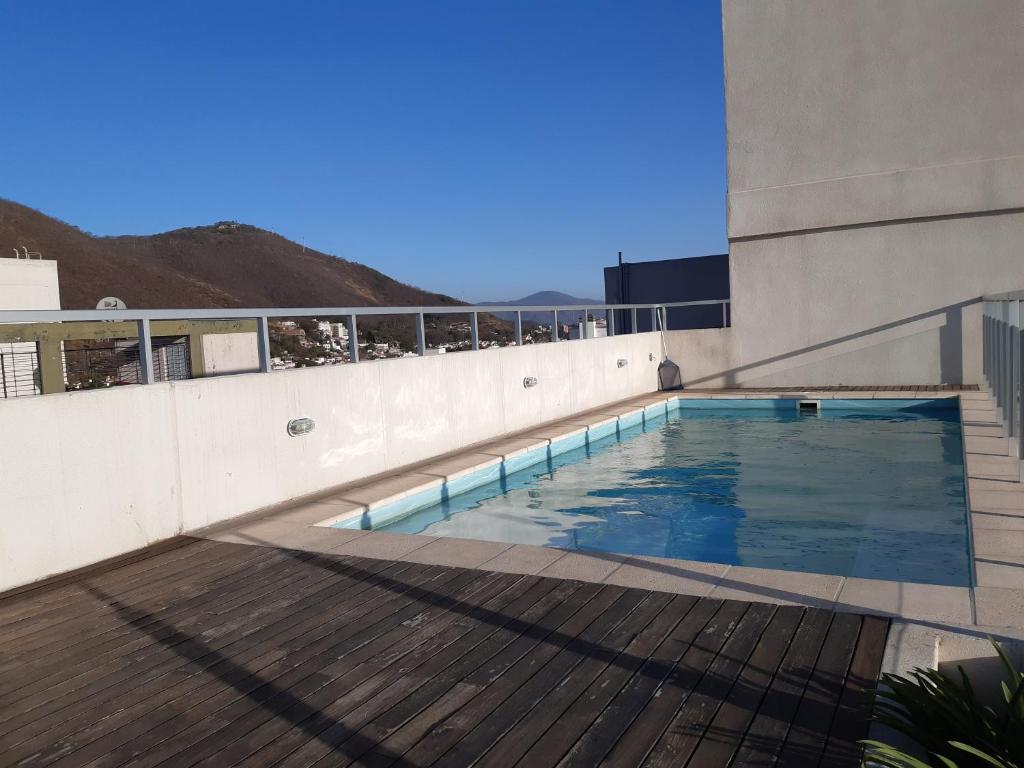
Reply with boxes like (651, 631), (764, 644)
(965, 435), (1012, 456)
(963, 424), (1008, 438)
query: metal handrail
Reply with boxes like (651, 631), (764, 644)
(0, 299), (727, 323)
(0, 299), (730, 386)
(982, 296), (1023, 467)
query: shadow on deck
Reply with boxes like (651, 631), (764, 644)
(0, 537), (888, 767)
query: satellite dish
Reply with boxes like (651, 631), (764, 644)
(96, 297), (128, 310)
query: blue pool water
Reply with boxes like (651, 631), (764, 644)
(377, 402), (970, 586)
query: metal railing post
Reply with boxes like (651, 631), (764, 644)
(514, 311), (523, 346)
(1017, 302), (1024, 463)
(1012, 300), (1022, 456)
(581, 309), (589, 339)
(416, 312), (426, 356)
(994, 305), (1003, 412)
(982, 303), (989, 389)
(137, 319), (154, 384)
(470, 312), (479, 350)
(650, 307), (657, 333)
(256, 316), (271, 372)
(552, 310), (559, 342)
(1003, 302), (1012, 426)
(631, 307), (638, 335)
(346, 314), (359, 363)
(722, 302), (727, 328)
(607, 308), (615, 336)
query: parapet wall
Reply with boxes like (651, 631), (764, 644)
(0, 332), (662, 591)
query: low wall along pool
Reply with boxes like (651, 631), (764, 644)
(334, 399), (970, 587)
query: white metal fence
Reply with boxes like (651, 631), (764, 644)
(982, 293), (1023, 462)
(0, 299), (729, 389)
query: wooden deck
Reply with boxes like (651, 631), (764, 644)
(0, 538), (888, 768)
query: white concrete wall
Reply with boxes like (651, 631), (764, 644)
(0, 259), (60, 310)
(663, 328), (735, 388)
(1, 259), (61, 397)
(201, 331), (259, 376)
(714, 0), (1024, 386)
(0, 332), (662, 591)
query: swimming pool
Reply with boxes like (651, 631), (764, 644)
(339, 399), (970, 587)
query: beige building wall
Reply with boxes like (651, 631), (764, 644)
(0, 258), (60, 310)
(0, 259), (61, 397)
(705, 0), (1024, 386)
(201, 331), (259, 376)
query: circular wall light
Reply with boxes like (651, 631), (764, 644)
(287, 417), (316, 436)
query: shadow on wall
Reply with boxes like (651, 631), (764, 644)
(678, 299), (979, 388)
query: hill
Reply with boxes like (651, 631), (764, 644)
(480, 290), (604, 324)
(0, 199), (509, 347)
(0, 199), (468, 310)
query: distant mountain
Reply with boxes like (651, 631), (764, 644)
(0, 199), (508, 347)
(479, 291), (603, 324)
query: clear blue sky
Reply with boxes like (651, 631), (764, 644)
(1, 1), (726, 301)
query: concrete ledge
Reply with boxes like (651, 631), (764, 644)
(728, 154), (1024, 240)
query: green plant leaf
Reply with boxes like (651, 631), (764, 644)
(991, 637), (1020, 681)
(949, 741), (1016, 768)
(860, 740), (943, 768)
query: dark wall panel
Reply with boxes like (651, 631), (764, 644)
(604, 254), (729, 331)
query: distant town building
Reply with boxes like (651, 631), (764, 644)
(568, 319), (608, 340)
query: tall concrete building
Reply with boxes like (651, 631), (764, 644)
(671, 0), (1024, 386)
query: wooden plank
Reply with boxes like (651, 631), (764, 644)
(0, 556), (425, 760)
(643, 602), (778, 767)
(774, 612), (863, 766)
(312, 580), (607, 768)
(555, 597), (721, 768)
(109, 563), (489, 768)
(0, 537), (223, 630)
(679, 605), (805, 767)
(0, 548), (323, 708)
(235, 575), (571, 767)
(25, 557), (427, 767)
(0, 544), (276, 686)
(22, 560), (424, 767)
(33, 558), (453, 768)
(729, 608), (834, 767)
(512, 594), (699, 767)
(393, 582), (614, 768)
(819, 615), (890, 767)
(428, 586), (641, 768)
(0, 536), (197, 608)
(598, 599), (751, 767)
(0, 547), (334, 710)
(2, 545), (319, 667)
(184, 569), (526, 767)
(0, 540), (893, 768)
(0, 540), (252, 649)
(491, 592), (686, 768)
(290, 585), (639, 768)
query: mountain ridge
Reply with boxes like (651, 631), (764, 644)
(0, 199), (465, 311)
(479, 290), (602, 307)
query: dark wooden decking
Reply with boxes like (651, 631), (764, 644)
(0, 538), (888, 768)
